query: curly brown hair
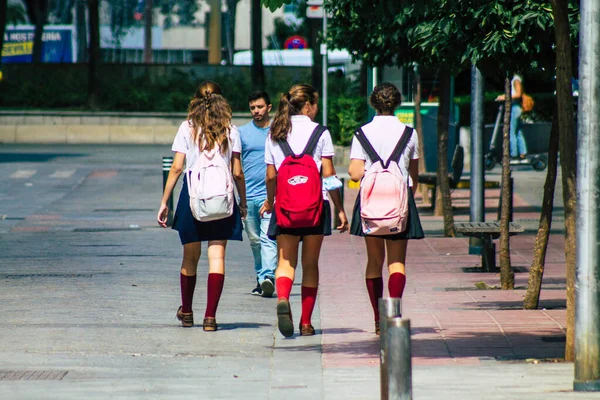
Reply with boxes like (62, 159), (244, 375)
(270, 84), (319, 142)
(369, 82), (402, 115)
(187, 80), (232, 153)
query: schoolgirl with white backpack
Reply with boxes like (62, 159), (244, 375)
(348, 82), (424, 336)
(157, 81), (247, 332)
(260, 84), (349, 338)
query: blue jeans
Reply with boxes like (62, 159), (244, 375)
(244, 198), (277, 283)
(510, 104), (528, 157)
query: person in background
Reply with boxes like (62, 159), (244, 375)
(239, 91), (277, 297)
(496, 74), (528, 159)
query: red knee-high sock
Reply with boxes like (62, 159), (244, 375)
(388, 272), (407, 298)
(300, 286), (318, 325)
(205, 273), (225, 318)
(366, 277), (384, 322)
(180, 273), (197, 313)
(276, 276), (294, 300)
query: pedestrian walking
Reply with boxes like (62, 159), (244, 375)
(260, 84), (349, 338)
(495, 74), (529, 159)
(157, 80), (247, 332)
(348, 82), (424, 335)
(238, 91), (277, 297)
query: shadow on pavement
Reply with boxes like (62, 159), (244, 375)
(0, 152), (86, 163)
(217, 322), (271, 330)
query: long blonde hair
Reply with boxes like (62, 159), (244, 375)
(187, 81), (232, 153)
(270, 84), (319, 142)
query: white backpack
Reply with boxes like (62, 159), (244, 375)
(355, 126), (413, 235)
(186, 140), (234, 222)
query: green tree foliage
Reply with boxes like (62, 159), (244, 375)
(6, 2), (28, 25)
(261, 0), (293, 13)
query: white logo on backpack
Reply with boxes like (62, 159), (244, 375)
(186, 144), (234, 222)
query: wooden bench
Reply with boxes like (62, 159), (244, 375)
(419, 145), (500, 205)
(454, 221), (525, 272)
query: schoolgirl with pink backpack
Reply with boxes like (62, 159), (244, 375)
(260, 84), (349, 338)
(157, 81), (247, 332)
(348, 82), (424, 335)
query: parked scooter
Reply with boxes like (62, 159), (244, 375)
(484, 103), (548, 171)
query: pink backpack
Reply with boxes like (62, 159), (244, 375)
(355, 126), (413, 235)
(186, 140), (234, 222)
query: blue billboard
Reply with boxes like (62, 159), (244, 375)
(1, 25), (75, 63)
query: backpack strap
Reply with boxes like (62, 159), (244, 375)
(385, 126), (413, 169)
(278, 139), (294, 157)
(278, 124), (327, 157)
(302, 125), (327, 156)
(354, 127), (383, 166)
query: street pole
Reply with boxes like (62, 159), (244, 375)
(367, 67), (379, 120)
(574, 0), (600, 392)
(469, 65), (485, 254)
(322, 10), (328, 127)
(143, 0), (153, 63)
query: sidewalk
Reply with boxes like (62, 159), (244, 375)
(314, 173), (577, 399)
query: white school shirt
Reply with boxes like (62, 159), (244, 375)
(171, 120), (241, 169)
(264, 115), (335, 199)
(349, 115), (420, 186)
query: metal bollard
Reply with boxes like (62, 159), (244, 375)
(162, 156), (174, 227)
(333, 177), (345, 228)
(386, 318), (412, 400)
(379, 297), (402, 400)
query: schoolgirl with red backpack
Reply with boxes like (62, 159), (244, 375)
(157, 81), (248, 332)
(348, 82), (424, 336)
(260, 84), (349, 338)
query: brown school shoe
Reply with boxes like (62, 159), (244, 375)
(203, 317), (218, 332)
(276, 299), (294, 338)
(299, 323), (315, 336)
(176, 306), (194, 328)
(375, 321), (380, 336)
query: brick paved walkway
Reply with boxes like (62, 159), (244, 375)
(318, 186), (567, 371)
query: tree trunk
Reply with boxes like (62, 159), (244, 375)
(225, 0), (238, 64)
(208, 0), (222, 65)
(499, 76), (514, 289)
(250, 0), (264, 88)
(551, 0), (576, 362)
(435, 69), (455, 236)
(412, 63), (429, 204)
(31, 0), (48, 63)
(523, 106), (559, 309)
(75, 0), (87, 63)
(87, 0), (100, 109)
(143, 0), (152, 63)
(0, 0), (7, 73)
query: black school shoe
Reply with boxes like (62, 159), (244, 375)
(251, 280), (262, 296)
(261, 277), (275, 298)
(276, 299), (294, 338)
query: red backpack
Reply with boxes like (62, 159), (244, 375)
(275, 125), (326, 229)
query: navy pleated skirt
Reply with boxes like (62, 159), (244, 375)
(172, 176), (243, 245)
(350, 189), (424, 240)
(267, 200), (332, 239)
